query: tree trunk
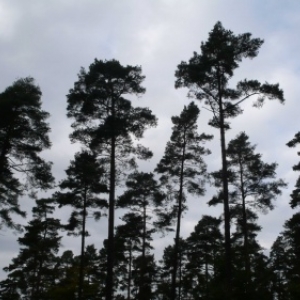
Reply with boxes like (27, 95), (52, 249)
(171, 135), (186, 300)
(127, 241), (132, 300)
(217, 67), (232, 299)
(239, 159), (251, 297)
(35, 214), (49, 299)
(205, 252), (209, 298)
(142, 201), (146, 259)
(106, 98), (116, 300)
(179, 250), (182, 300)
(78, 187), (87, 300)
(138, 201), (147, 299)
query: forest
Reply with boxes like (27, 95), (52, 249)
(0, 22), (299, 300)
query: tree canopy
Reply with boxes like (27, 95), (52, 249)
(0, 77), (54, 231)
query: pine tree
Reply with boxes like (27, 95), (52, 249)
(67, 59), (157, 300)
(249, 252), (273, 300)
(55, 150), (107, 300)
(0, 77), (54, 230)
(269, 213), (300, 300)
(230, 207), (263, 300)
(48, 246), (103, 299)
(281, 213), (300, 299)
(287, 132), (300, 208)
(175, 22), (285, 296)
(117, 172), (164, 300)
(155, 101), (212, 299)
(115, 213), (144, 299)
(0, 198), (61, 299)
(209, 131), (286, 297)
(156, 243), (178, 300)
(47, 250), (79, 299)
(270, 236), (289, 300)
(184, 216), (223, 300)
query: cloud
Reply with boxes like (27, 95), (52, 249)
(1, 0), (300, 281)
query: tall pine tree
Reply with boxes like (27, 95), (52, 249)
(67, 59), (157, 300)
(175, 22), (285, 297)
(117, 172), (164, 300)
(155, 101), (212, 300)
(209, 131), (286, 297)
(55, 150), (107, 300)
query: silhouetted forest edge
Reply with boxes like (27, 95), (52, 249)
(0, 22), (299, 300)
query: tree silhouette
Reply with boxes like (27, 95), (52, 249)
(270, 236), (289, 300)
(55, 150), (107, 300)
(115, 213), (143, 300)
(287, 132), (300, 208)
(48, 250), (77, 299)
(67, 59), (157, 300)
(230, 207), (264, 300)
(0, 198), (61, 299)
(184, 215), (223, 300)
(270, 213), (300, 300)
(155, 101), (212, 299)
(175, 22), (285, 296)
(209, 131), (286, 296)
(117, 172), (164, 300)
(47, 246), (103, 299)
(0, 77), (54, 230)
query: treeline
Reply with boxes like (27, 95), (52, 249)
(0, 22), (299, 300)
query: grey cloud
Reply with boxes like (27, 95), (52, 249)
(1, 0), (300, 280)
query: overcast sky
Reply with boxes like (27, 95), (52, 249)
(1, 0), (300, 279)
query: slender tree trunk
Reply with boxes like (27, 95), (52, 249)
(142, 201), (146, 259)
(179, 250), (182, 300)
(217, 68), (232, 299)
(35, 260), (43, 299)
(171, 136), (186, 300)
(138, 201), (147, 299)
(78, 187), (87, 300)
(239, 159), (251, 298)
(127, 241), (132, 300)
(35, 246), (45, 297)
(213, 243), (216, 280)
(106, 98), (116, 300)
(205, 252), (209, 298)
(35, 213), (49, 299)
(31, 257), (38, 298)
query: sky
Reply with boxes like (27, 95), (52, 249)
(1, 0), (300, 279)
